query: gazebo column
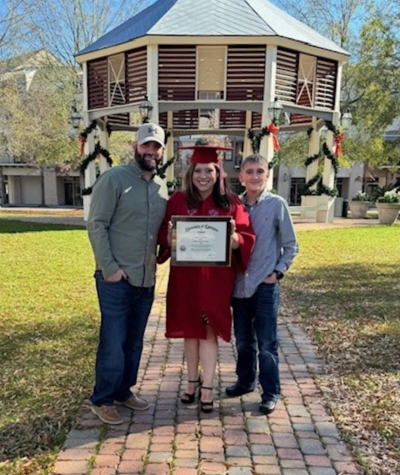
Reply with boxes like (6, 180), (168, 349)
(260, 45), (277, 190)
(301, 119), (320, 219)
(147, 45), (159, 123)
(83, 126), (96, 221)
(82, 62), (96, 221)
(315, 112), (340, 222)
(99, 125), (110, 174)
(243, 111), (253, 159)
(165, 111), (174, 182)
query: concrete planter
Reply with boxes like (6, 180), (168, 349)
(376, 202), (400, 225)
(349, 201), (369, 219)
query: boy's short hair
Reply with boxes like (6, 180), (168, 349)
(240, 153), (269, 170)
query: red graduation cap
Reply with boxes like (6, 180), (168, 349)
(179, 145), (233, 164)
(179, 145), (233, 194)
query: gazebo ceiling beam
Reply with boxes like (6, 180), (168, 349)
(158, 101), (263, 114)
(88, 102), (334, 123)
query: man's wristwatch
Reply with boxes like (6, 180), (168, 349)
(275, 270), (284, 280)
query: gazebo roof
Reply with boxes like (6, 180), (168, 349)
(78, 0), (348, 57)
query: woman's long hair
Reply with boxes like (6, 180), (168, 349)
(183, 162), (232, 210)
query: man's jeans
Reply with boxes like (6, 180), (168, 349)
(91, 271), (154, 406)
(232, 282), (280, 402)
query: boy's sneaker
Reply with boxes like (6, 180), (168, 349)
(259, 400), (277, 415)
(115, 394), (149, 411)
(91, 404), (124, 425)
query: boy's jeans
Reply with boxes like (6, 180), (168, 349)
(91, 271), (154, 406)
(232, 282), (280, 402)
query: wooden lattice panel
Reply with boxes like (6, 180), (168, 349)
(159, 46), (196, 101)
(276, 47), (337, 123)
(219, 110), (246, 129)
(126, 46), (147, 104)
(173, 110), (199, 129)
(315, 58), (337, 109)
(251, 112), (262, 129)
(88, 58), (108, 110)
(158, 112), (168, 129)
(109, 54), (126, 106)
(226, 46), (266, 101)
(107, 113), (130, 127)
(276, 48), (298, 104)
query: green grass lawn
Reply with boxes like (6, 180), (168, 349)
(0, 219), (399, 475)
(0, 219), (98, 475)
(284, 226), (400, 475)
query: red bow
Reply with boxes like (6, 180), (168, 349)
(267, 123), (280, 152)
(79, 135), (86, 158)
(334, 133), (345, 158)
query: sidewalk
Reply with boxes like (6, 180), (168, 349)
(52, 264), (362, 475)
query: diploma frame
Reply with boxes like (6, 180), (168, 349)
(171, 216), (231, 267)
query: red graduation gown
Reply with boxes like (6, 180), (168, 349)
(158, 191), (255, 342)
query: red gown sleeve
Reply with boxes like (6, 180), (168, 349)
(157, 192), (180, 264)
(230, 195), (255, 273)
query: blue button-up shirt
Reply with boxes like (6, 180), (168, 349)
(233, 189), (299, 298)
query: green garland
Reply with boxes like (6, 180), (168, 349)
(303, 180), (338, 197)
(80, 124), (172, 196)
(79, 143), (113, 174)
(248, 126), (271, 154)
(156, 156), (176, 179)
(80, 120), (98, 141)
(82, 187), (93, 196)
(247, 126), (278, 170)
(322, 142), (339, 174)
(302, 121), (341, 197)
(324, 121), (339, 135)
(304, 152), (322, 167)
(82, 154), (175, 196)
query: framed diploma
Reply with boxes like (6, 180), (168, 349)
(171, 216), (231, 267)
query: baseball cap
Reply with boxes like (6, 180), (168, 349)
(179, 145), (233, 164)
(136, 123), (165, 147)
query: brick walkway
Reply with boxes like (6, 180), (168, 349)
(52, 264), (362, 475)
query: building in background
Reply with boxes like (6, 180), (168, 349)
(0, 49), (83, 206)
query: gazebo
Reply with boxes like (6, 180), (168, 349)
(75, 0), (349, 221)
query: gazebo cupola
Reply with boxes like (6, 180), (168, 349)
(76, 0), (349, 221)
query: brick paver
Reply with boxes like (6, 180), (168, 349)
(50, 221), (364, 475)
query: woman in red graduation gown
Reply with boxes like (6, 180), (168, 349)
(158, 144), (255, 413)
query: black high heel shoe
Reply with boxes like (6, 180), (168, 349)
(200, 386), (214, 413)
(180, 378), (201, 404)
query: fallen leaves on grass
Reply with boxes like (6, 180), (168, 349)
(283, 226), (400, 475)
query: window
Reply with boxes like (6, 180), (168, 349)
(290, 178), (306, 205)
(197, 46), (226, 98)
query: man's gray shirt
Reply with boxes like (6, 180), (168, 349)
(87, 161), (168, 288)
(233, 189), (298, 298)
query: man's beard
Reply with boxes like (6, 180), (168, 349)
(135, 150), (161, 172)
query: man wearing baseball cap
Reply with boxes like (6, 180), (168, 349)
(87, 122), (168, 424)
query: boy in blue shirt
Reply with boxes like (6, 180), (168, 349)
(226, 153), (298, 414)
